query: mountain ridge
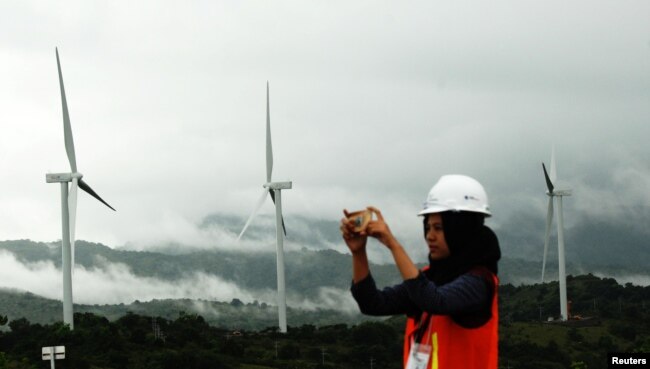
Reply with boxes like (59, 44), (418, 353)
(1, 239), (648, 295)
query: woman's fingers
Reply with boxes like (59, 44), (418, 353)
(367, 206), (384, 221)
(340, 216), (360, 239)
(340, 218), (350, 236)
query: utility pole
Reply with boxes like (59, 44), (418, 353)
(151, 318), (165, 342)
(321, 347), (327, 365)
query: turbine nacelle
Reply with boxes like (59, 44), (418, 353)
(46, 172), (83, 183)
(264, 181), (293, 190)
(550, 189), (572, 197)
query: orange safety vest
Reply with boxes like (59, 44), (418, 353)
(402, 269), (499, 369)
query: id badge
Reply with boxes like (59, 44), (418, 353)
(405, 343), (431, 369)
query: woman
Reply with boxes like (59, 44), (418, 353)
(341, 175), (501, 369)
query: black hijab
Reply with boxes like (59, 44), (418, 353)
(424, 211), (501, 286)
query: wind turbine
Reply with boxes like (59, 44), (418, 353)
(540, 148), (572, 321)
(237, 82), (292, 333)
(46, 48), (115, 329)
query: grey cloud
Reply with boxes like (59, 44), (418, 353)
(0, 1), (647, 286)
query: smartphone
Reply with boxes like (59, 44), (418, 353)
(347, 209), (373, 233)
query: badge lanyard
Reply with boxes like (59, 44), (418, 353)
(405, 312), (434, 369)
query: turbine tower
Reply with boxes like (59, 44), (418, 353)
(46, 48), (116, 329)
(237, 82), (292, 333)
(540, 148), (572, 321)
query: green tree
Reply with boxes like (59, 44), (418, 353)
(351, 321), (396, 347)
(570, 361), (588, 369)
(598, 335), (616, 352)
(609, 322), (637, 341)
(0, 352), (7, 369)
(567, 328), (583, 343)
(7, 318), (30, 333)
(279, 342), (301, 360)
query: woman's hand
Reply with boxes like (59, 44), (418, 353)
(367, 206), (419, 280)
(341, 209), (368, 255)
(342, 209), (371, 283)
(365, 206), (399, 250)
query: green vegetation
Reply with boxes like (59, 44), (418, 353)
(0, 290), (378, 330)
(499, 274), (650, 369)
(1, 274), (648, 369)
(0, 313), (402, 369)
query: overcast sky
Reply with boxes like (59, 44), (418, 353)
(1, 1), (648, 263)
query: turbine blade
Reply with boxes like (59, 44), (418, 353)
(550, 147), (557, 184)
(266, 82), (273, 183)
(56, 48), (77, 173)
(237, 188), (269, 241)
(269, 190), (287, 236)
(78, 178), (116, 211)
(541, 197), (554, 283)
(69, 178), (78, 274)
(542, 163), (554, 193)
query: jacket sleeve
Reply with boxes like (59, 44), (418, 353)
(350, 273), (420, 317)
(402, 272), (491, 315)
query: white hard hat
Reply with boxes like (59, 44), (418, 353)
(418, 174), (491, 216)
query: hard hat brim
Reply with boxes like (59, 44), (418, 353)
(417, 205), (452, 216)
(417, 207), (492, 217)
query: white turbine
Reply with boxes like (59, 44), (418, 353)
(46, 48), (116, 330)
(540, 148), (572, 321)
(237, 82), (292, 333)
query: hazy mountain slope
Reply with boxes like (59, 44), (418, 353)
(495, 209), (650, 270)
(1, 238), (647, 303)
(202, 212), (650, 269)
(1, 240), (403, 297)
(0, 288), (373, 330)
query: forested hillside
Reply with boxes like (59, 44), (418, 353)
(1, 274), (649, 369)
(0, 288), (375, 330)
